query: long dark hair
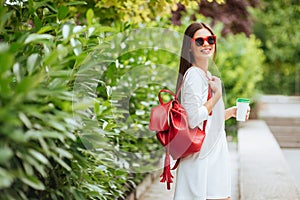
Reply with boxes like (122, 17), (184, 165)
(175, 22), (217, 94)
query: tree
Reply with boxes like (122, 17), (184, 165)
(251, 0), (300, 95)
(171, 0), (259, 36)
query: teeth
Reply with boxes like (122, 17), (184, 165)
(200, 49), (210, 53)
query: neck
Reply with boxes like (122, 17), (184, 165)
(193, 58), (209, 72)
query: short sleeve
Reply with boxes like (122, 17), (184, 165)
(181, 67), (209, 129)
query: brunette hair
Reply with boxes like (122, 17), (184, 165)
(175, 22), (216, 93)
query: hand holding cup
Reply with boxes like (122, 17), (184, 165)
(236, 98), (250, 121)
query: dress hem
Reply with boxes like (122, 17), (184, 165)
(206, 194), (231, 199)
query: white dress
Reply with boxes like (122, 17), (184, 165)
(173, 66), (231, 200)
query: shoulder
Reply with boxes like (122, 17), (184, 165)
(184, 66), (207, 84)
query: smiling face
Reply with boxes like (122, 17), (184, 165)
(190, 28), (215, 60)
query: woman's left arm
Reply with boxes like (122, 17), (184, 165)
(225, 106), (237, 121)
(225, 106), (251, 121)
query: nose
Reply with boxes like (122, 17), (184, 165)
(202, 39), (209, 46)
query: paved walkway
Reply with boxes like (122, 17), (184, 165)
(139, 142), (239, 200)
(238, 120), (300, 200)
(258, 95), (300, 190)
(282, 149), (300, 189)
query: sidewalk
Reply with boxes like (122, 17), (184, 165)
(282, 149), (300, 190)
(238, 120), (300, 199)
(139, 142), (239, 200)
(258, 95), (300, 189)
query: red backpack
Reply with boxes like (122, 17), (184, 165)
(149, 81), (211, 190)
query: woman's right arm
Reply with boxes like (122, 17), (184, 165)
(182, 68), (211, 129)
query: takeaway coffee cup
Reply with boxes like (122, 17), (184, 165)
(236, 98), (250, 122)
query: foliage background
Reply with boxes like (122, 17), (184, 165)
(250, 0), (300, 95)
(0, 0), (290, 199)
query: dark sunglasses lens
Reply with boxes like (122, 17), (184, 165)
(207, 36), (215, 44)
(195, 38), (204, 46)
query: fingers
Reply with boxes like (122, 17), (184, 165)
(245, 106), (251, 120)
(232, 106), (237, 118)
(211, 76), (220, 81)
(208, 76), (221, 86)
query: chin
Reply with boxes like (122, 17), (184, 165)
(199, 53), (213, 59)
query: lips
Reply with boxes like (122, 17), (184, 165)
(200, 48), (212, 54)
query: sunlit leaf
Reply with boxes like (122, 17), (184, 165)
(0, 147), (13, 164)
(18, 112), (32, 129)
(20, 174), (45, 190)
(62, 24), (72, 40)
(86, 9), (94, 26)
(0, 167), (13, 189)
(37, 26), (54, 34)
(25, 34), (54, 44)
(52, 155), (71, 171)
(27, 53), (39, 74)
(55, 148), (73, 159)
(29, 149), (49, 165)
(65, 1), (88, 6)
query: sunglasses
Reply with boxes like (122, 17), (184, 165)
(191, 35), (216, 46)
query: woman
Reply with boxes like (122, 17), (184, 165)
(173, 22), (250, 200)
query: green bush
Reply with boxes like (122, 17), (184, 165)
(217, 33), (265, 107)
(216, 24), (265, 136)
(0, 2), (181, 199)
(0, 3), (146, 199)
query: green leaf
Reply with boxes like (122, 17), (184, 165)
(13, 62), (21, 82)
(43, 51), (59, 66)
(33, 16), (42, 30)
(20, 174), (45, 190)
(29, 149), (49, 165)
(0, 9), (12, 33)
(18, 112), (32, 129)
(65, 1), (88, 6)
(7, 129), (27, 143)
(58, 5), (69, 20)
(0, 147), (13, 164)
(37, 26), (54, 34)
(0, 167), (13, 189)
(25, 130), (64, 141)
(55, 148), (73, 159)
(0, 52), (14, 74)
(25, 34), (54, 44)
(15, 75), (43, 94)
(21, 153), (48, 178)
(64, 131), (76, 141)
(47, 121), (66, 132)
(32, 0), (52, 10)
(52, 155), (71, 171)
(86, 9), (94, 26)
(38, 137), (50, 156)
(27, 53), (39, 75)
(48, 70), (71, 77)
